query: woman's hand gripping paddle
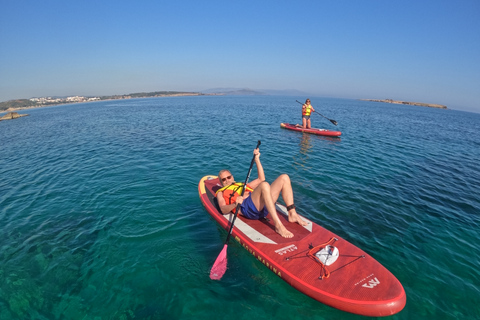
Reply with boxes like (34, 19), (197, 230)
(210, 140), (261, 280)
(296, 100), (338, 126)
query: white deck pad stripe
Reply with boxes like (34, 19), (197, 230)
(222, 213), (277, 244)
(220, 203), (313, 244)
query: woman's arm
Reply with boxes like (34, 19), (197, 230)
(248, 148), (265, 189)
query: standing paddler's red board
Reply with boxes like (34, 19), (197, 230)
(281, 122), (342, 136)
(199, 175), (406, 317)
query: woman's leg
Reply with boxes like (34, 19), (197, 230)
(250, 182), (294, 238)
(270, 174), (307, 226)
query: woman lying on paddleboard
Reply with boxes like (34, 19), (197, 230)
(216, 147), (307, 238)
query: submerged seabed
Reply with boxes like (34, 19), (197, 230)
(1, 96), (479, 320)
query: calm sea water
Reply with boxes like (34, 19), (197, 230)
(1, 96), (479, 320)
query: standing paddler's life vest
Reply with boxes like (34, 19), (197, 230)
(215, 182), (254, 213)
(302, 104), (313, 116)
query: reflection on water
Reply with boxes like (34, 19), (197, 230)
(317, 135), (342, 144)
(299, 133), (312, 155)
(292, 133), (342, 173)
(293, 134), (313, 172)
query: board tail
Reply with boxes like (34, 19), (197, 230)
(210, 244), (228, 280)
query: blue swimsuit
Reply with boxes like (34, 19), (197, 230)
(240, 196), (268, 219)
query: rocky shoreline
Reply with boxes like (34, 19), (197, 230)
(361, 99), (447, 109)
(0, 112), (29, 121)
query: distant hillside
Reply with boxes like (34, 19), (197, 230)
(101, 91), (199, 99)
(201, 88), (310, 96)
(0, 99), (38, 111)
(201, 88), (265, 95)
(260, 89), (310, 96)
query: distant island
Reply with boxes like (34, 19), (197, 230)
(0, 91), (208, 113)
(361, 99), (447, 109)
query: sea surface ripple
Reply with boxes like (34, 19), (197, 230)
(1, 96), (479, 319)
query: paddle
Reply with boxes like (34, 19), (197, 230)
(210, 140), (261, 280)
(296, 100), (338, 126)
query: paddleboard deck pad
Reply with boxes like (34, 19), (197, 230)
(199, 176), (406, 317)
(280, 122), (342, 136)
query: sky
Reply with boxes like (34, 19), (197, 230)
(1, 0), (479, 113)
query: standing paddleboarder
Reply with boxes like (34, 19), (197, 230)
(301, 98), (315, 129)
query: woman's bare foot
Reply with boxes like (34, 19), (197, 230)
(275, 224), (294, 238)
(288, 211), (308, 226)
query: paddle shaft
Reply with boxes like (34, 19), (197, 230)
(224, 140), (261, 244)
(296, 100), (338, 126)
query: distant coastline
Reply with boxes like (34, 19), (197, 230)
(361, 99), (447, 109)
(0, 88), (311, 114)
(0, 91), (214, 113)
(2, 91), (449, 114)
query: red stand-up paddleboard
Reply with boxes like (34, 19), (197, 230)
(199, 176), (406, 317)
(280, 123), (341, 137)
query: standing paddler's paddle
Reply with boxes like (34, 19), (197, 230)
(210, 140), (261, 280)
(296, 100), (338, 126)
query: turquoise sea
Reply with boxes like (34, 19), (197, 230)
(1, 96), (479, 320)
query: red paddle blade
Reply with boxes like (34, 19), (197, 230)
(210, 244), (228, 280)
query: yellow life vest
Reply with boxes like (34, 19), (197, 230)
(215, 183), (254, 213)
(303, 104), (313, 116)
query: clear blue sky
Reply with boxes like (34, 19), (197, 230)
(1, 0), (479, 112)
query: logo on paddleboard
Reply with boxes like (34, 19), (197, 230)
(354, 273), (380, 288)
(275, 244), (297, 256)
(362, 277), (380, 288)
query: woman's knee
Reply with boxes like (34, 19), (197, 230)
(259, 181), (271, 191)
(279, 173), (290, 183)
